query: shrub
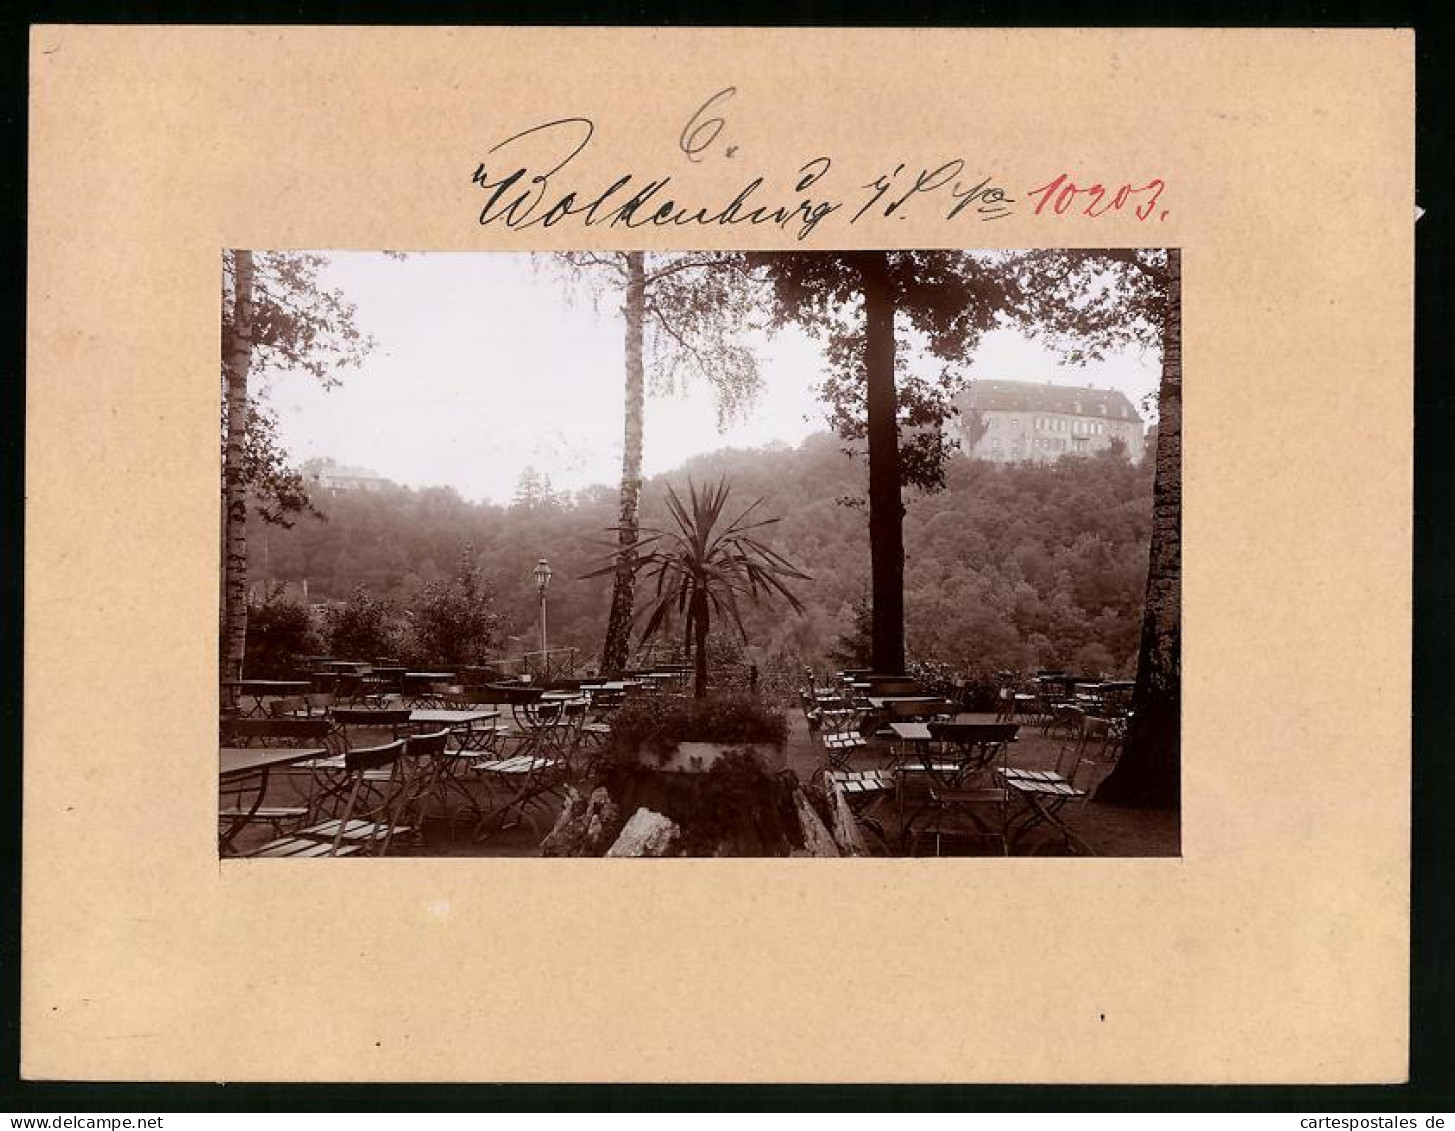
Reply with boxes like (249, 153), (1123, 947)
(324, 585), (402, 662)
(405, 548), (501, 666)
(605, 694), (789, 765)
(244, 585), (320, 677)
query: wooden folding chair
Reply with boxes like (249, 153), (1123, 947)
(905, 722), (1018, 855)
(815, 703), (870, 770)
(248, 738), (415, 857)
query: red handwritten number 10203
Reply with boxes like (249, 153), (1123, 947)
(1027, 174), (1168, 221)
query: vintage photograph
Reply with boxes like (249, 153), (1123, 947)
(218, 248), (1181, 859)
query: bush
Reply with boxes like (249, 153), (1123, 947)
(405, 548), (501, 666)
(244, 585), (320, 677)
(606, 694), (789, 765)
(324, 585), (402, 662)
(707, 638), (802, 709)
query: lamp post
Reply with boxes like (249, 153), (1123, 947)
(533, 556), (553, 676)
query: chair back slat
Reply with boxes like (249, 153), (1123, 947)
(267, 696), (307, 718)
(344, 738), (407, 773)
(405, 730), (450, 759)
(885, 698), (954, 721)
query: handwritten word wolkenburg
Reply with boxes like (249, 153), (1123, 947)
(465, 90), (1170, 239)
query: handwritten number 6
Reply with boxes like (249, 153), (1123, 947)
(680, 86), (736, 163)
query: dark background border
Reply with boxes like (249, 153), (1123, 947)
(2, 0), (1449, 1112)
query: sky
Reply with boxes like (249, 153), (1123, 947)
(258, 252), (1161, 505)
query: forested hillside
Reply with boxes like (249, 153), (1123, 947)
(249, 433), (1152, 678)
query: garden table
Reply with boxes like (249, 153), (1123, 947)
(223, 679), (312, 716)
(866, 695), (941, 709)
(403, 672), (459, 707)
(219, 745), (325, 853)
(886, 720), (932, 771)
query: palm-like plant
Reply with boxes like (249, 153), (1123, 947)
(587, 478), (810, 699)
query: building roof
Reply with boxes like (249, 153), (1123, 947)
(304, 458), (389, 482)
(960, 379), (1141, 422)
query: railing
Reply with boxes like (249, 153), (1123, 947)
(469, 648), (580, 683)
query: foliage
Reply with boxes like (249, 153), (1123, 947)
(511, 466), (569, 513)
(546, 250), (773, 673)
(1008, 249), (1169, 368)
(586, 477), (810, 697)
(242, 585), (320, 677)
(239, 400), (320, 527)
(604, 694), (790, 765)
(324, 585), (403, 662)
(829, 595), (873, 669)
(750, 251), (1020, 494)
(221, 250), (376, 527)
(404, 546), (502, 666)
(548, 251), (770, 427)
(706, 637), (802, 710)
(250, 433), (1152, 680)
(905, 657), (960, 700)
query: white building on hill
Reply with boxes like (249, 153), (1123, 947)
(302, 457), (393, 492)
(954, 379), (1146, 464)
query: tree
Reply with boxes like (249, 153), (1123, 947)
(1088, 250), (1180, 808)
(406, 547), (503, 666)
(587, 478), (809, 698)
(751, 251), (1022, 674)
(829, 594), (874, 669)
(511, 465), (567, 513)
(244, 584), (321, 678)
(1009, 247), (1178, 807)
(240, 398), (318, 527)
(219, 249), (375, 684)
(547, 251), (767, 674)
(220, 249), (256, 683)
(325, 585), (402, 661)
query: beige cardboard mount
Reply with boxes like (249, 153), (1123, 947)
(25, 27), (1412, 1082)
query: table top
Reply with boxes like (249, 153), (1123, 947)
(867, 695), (941, 708)
(407, 709), (501, 726)
(224, 680), (311, 692)
(888, 722), (933, 741)
(219, 746), (325, 779)
(539, 692), (590, 705)
(406, 671), (456, 681)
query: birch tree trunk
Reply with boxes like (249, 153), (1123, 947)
(221, 249), (255, 685)
(1096, 248), (1181, 808)
(600, 251), (646, 675)
(858, 251), (906, 675)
